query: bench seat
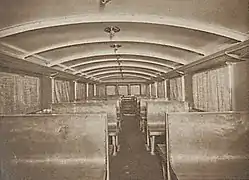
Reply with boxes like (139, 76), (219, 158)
(0, 114), (109, 180)
(166, 112), (249, 180)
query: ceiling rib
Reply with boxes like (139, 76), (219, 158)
(75, 64), (167, 75)
(98, 74), (151, 80)
(84, 66), (159, 75)
(89, 70), (157, 78)
(0, 15), (247, 41)
(67, 58), (177, 70)
(23, 39), (205, 58)
(48, 52), (187, 67)
(95, 72), (152, 79)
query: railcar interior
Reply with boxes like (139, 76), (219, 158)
(0, 1), (249, 180)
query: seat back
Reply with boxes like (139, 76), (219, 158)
(0, 113), (108, 180)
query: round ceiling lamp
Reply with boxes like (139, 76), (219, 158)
(110, 43), (122, 53)
(104, 26), (120, 39)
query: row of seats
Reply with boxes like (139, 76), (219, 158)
(137, 98), (249, 180)
(0, 113), (109, 180)
(0, 98), (122, 180)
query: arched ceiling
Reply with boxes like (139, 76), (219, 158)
(0, 0), (248, 83)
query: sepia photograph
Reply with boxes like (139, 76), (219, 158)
(0, 0), (249, 179)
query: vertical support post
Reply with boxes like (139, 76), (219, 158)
(227, 62), (234, 111)
(181, 76), (186, 101)
(96, 84), (99, 97)
(155, 82), (158, 98)
(40, 75), (52, 109)
(86, 83), (89, 99)
(139, 84), (142, 96)
(93, 84), (97, 97)
(149, 84), (152, 97)
(74, 81), (77, 101)
(164, 79), (168, 100)
(51, 77), (55, 104)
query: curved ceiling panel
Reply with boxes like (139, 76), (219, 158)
(85, 66), (159, 76)
(99, 74), (151, 80)
(47, 51), (188, 67)
(0, 0), (248, 33)
(0, 15), (247, 41)
(65, 59), (176, 70)
(0, 0), (248, 84)
(89, 70), (156, 78)
(62, 54), (181, 68)
(73, 61), (169, 74)
(23, 40), (205, 58)
(1, 22), (238, 56)
(77, 64), (166, 76)
(99, 74), (150, 81)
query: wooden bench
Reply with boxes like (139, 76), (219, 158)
(139, 98), (167, 132)
(146, 100), (189, 155)
(159, 111), (249, 180)
(51, 102), (121, 156)
(0, 113), (109, 180)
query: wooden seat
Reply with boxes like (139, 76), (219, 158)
(165, 112), (249, 180)
(51, 102), (121, 156)
(0, 114), (109, 180)
(146, 100), (189, 155)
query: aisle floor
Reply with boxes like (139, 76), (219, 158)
(110, 115), (164, 180)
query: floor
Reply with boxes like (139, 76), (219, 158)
(110, 115), (164, 180)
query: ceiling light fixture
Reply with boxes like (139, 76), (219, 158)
(110, 44), (122, 53)
(104, 26), (120, 40)
(100, 0), (111, 6)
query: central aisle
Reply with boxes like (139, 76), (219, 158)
(110, 115), (164, 180)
